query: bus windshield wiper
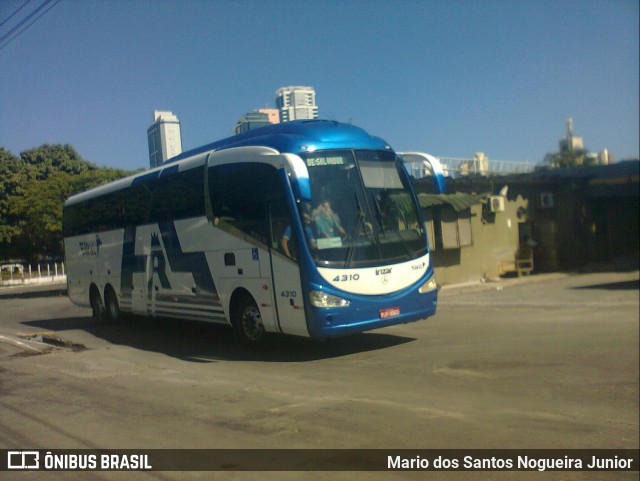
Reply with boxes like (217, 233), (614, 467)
(344, 193), (366, 268)
(371, 193), (386, 236)
(371, 192), (415, 260)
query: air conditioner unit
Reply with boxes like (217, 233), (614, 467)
(489, 195), (505, 213)
(540, 192), (554, 209)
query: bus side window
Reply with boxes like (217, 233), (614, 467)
(209, 163), (283, 247)
(269, 198), (295, 259)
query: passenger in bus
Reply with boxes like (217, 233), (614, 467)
(312, 201), (347, 238)
(281, 213), (316, 259)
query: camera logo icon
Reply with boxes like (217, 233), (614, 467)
(7, 451), (40, 469)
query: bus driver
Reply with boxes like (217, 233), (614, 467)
(313, 201), (347, 239)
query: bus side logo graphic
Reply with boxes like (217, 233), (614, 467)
(78, 234), (102, 257)
(149, 233), (172, 290)
(120, 223), (219, 306)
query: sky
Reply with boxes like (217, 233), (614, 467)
(1, 0), (638, 171)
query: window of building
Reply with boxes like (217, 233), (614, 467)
(423, 205), (473, 250)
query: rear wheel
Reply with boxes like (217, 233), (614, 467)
(104, 287), (121, 323)
(233, 294), (266, 345)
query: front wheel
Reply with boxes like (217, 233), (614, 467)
(90, 286), (104, 321)
(233, 294), (266, 345)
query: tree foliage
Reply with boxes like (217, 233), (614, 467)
(20, 144), (97, 178)
(0, 147), (30, 246)
(0, 145), (133, 263)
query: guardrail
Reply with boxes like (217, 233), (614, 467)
(0, 263), (67, 287)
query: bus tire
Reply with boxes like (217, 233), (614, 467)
(104, 286), (122, 323)
(90, 285), (104, 322)
(232, 293), (266, 345)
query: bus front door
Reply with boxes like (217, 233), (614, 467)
(268, 200), (309, 337)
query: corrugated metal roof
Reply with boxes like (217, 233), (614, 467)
(418, 193), (481, 212)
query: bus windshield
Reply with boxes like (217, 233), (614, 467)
(299, 149), (427, 268)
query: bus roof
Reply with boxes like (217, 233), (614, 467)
(166, 119), (392, 164)
(65, 120), (392, 207)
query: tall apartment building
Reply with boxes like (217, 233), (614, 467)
(258, 108), (280, 125)
(147, 110), (182, 168)
(275, 86), (318, 122)
(234, 111), (272, 135)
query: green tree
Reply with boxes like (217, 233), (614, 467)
(9, 168), (133, 263)
(20, 144), (96, 179)
(71, 167), (133, 193)
(0, 144), (133, 262)
(0, 148), (30, 252)
(9, 172), (76, 261)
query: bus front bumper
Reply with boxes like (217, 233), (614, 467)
(306, 288), (437, 339)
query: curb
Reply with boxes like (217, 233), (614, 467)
(437, 273), (571, 296)
(0, 334), (56, 355)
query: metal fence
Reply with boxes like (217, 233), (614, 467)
(405, 156), (537, 179)
(0, 262), (66, 287)
(440, 157), (537, 176)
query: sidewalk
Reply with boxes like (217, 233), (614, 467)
(0, 280), (67, 299)
(437, 272), (570, 297)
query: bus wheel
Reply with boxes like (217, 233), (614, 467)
(90, 286), (104, 321)
(233, 294), (265, 344)
(104, 287), (122, 323)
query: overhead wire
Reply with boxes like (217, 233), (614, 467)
(0, 0), (61, 51)
(0, 0), (33, 30)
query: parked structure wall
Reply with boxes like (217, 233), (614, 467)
(425, 197), (526, 285)
(497, 161), (639, 271)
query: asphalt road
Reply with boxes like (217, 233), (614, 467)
(0, 271), (638, 481)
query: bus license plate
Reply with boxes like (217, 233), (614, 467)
(379, 307), (400, 319)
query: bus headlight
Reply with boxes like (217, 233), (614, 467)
(418, 276), (438, 294)
(310, 291), (350, 308)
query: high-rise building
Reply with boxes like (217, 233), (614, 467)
(147, 110), (182, 168)
(234, 111), (272, 135)
(258, 108), (280, 125)
(275, 86), (318, 122)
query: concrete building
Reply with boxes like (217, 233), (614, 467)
(412, 176), (528, 285)
(497, 161), (639, 272)
(147, 111), (182, 168)
(234, 111), (272, 135)
(598, 149), (614, 165)
(559, 117), (584, 153)
(553, 118), (615, 167)
(275, 86), (318, 122)
(409, 159), (639, 285)
(258, 108), (280, 125)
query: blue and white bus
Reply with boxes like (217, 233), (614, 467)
(63, 120), (438, 343)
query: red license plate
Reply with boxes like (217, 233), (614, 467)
(379, 307), (400, 319)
